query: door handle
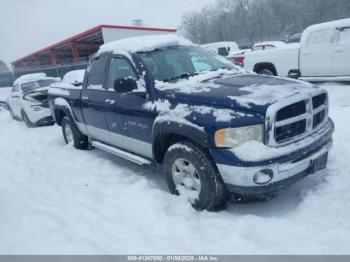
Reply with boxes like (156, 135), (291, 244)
(336, 49), (345, 53)
(105, 99), (115, 105)
(302, 52), (310, 56)
(81, 96), (89, 101)
(12, 95), (19, 99)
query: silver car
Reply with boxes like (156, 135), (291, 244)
(7, 73), (59, 127)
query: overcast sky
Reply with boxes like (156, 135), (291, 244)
(0, 0), (215, 66)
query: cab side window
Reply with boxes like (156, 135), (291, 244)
(108, 58), (140, 93)
(306, 29), (334, 47)
(218, 47), (228, 56)
(86, 56), (108, 90)
(338, 27), (350, 44)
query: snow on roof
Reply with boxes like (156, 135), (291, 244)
(13, 73), (49, 85)
(303, 18), (350, 34)
(253, 41), (287, 48)
(202, 41), (239, 49)
(63, 70), (85, 84)
(98, 34), (194, 54)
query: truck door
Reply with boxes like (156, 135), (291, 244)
(81, 55), (109, 142)
(333, 27), (350, 76)
(300, 28), (335, 76)
(104, 56), (154, 158)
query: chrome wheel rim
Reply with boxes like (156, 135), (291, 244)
(171, 158), (201, 202)
(64, 124), (74, 143)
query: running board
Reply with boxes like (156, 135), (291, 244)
(91, 141), (151, 166)
(299, 76), (350, 82)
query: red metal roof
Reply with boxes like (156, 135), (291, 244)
(12, 24), (177, 64)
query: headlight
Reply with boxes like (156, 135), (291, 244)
(31, 105), (42, 112)
(215, 124), (264, 148)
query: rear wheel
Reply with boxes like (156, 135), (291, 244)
(61, 116), (89, 150)
(258, 68), (275, 76)
(164, 141), (226, 211)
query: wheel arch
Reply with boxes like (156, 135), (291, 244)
(253, 62), (278, 76)
(152, 122), (211, 164)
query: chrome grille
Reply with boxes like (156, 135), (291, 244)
(265, 90), (328, 147)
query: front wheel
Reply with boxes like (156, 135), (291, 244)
(164, 141), (226, 211)
(61, 116), (89, 150)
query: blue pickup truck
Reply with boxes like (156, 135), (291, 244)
(48, 35), (334, 210)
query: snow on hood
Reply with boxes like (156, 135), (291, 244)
(155, 73), (316, 114)
(98, 34), (194, 54)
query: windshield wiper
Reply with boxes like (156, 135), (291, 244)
(163, 72), (199, 82)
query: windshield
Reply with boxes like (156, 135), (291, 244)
(21, 79), (57, 93)
(138, 46), (237, 82)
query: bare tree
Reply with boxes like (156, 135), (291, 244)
(180, 0), (350, 46)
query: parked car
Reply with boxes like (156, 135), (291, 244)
(231, 41), (286, 68)
(49, 34), (334, 211)
(251, 41), (287, 52)
(230, 49), (251, 67)
(201, 41), (239, 57)
(287, 33), (302, 44)
(244, 18), (350, 81)
(7, 73), (59, 127)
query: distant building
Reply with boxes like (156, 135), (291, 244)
(12, 24), (176, 78)
(0, 60), (14, 87)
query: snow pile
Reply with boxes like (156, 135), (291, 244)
(229, 83), (315, 108)
(63, 70), (85, 85)
(0, 87), (11, 102)
(99, 34), (194, 54)
(0, 82), (349, 254)
(154, 69), (241, 93)
(144, 99), (253, 125)
(13, 73), (47, 85)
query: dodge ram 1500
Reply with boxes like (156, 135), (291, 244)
(48, 34), (334, 211)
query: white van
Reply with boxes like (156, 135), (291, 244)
(244, 18), (350, 81)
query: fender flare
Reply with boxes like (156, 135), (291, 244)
(152, 120), (210, 163)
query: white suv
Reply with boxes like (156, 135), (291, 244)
(7, 73), (59, 127)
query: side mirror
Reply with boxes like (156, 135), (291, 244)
(114, 78), (138, 93)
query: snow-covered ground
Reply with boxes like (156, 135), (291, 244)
(0, 82), (349, 254)
(0, 87), (11, 102)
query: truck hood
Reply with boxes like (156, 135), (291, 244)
(155, 73), (316, 115)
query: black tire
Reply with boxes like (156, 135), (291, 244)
(21, 110), (34, 128)
(258, 68), (275, 76)
(164, 141), (226, 211)
(61, 116), (89, 150)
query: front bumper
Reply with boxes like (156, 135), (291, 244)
(24, 105), (53, 125)
(213, 119), (334, 195)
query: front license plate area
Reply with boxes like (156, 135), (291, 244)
(312, 153), (328, 172)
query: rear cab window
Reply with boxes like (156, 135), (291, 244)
(305, 28), (335, 47)
(86, 56), (109, 90)
(338, 27), (350, 44)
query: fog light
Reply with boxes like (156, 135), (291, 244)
(253, 169), (273, 185)
(32, 106), (42, 112)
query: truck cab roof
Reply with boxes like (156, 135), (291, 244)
(98, 34), (194, 55)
